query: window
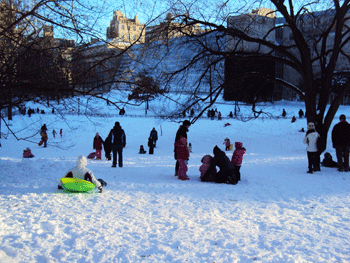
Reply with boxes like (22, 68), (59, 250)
(127, 34), (130, 39)
(133, 35), (136, 40)
(133, 26), (136, 31)
(121, 34), (124, 39)
(139, 26), (142, 30)
(121, 25), (125, 29)
(128, 26), (130, 30)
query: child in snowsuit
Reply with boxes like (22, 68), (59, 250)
(58, 155), (103, 193)
(174, 136), (189, 180)
(321, 152), (337, 168)
(223, 138), (231, 151)
(23, 147), (34, 158)
(148, 137), (155, 154)
(93, 133), (104, 160)
(203, 146), (237, 184)
(199, 155), (217, 182)
(39, 131), (48, 147)
(139, 145), (146, 154)
(52, 129), (57, 138)
(60, 129), (63, 138)
(231, 142), (246, 181)
(303, 122), (320, 173)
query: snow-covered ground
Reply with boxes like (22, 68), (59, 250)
(1, 97), (350, 263)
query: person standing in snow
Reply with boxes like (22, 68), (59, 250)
(52, 129), (57, 138)
(174, 120), (191, 176)
(303, 122), (320, 173)
(93, 133), (104, 160)
(150, 127), (158, 147)
(148, 137), (155, 154)
(331, 114), (350, 172)
(223, 137), (231, 151)
(231, 142), (246, 181)
(107, 121), (126, 167)
(58, 155), (103, 193)
(174, 136), (190, 180)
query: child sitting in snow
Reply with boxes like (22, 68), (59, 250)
(58, 155), (103, 193)
(139, 145), (146, 154)
(321, 152), (337, 168)
(231, 142), (246, 181)
(23, 147), (34, 158)
(199, 155), (217, 182)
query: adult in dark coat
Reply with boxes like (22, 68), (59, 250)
(331, 114), (350, 171)
(202, 146), (238, 184)
(174, 120), (191, 176)
(103, 137), (112, 160)
(107, 121), (126, 167)
(150, 128), (158, 147)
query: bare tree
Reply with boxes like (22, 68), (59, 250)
(140, 0), (350, 150)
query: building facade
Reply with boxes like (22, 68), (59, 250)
(106, 11), (145, 46)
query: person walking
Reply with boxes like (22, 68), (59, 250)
(331, 114), (350, 172)
(107, 122), (126, 167)
(150, 128), (158, 147)
(174, 120), (191, 176)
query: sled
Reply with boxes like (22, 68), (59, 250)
(60, 178), (96, 192)
(87, 152), (96, 159)
(38, 140), (43, 146)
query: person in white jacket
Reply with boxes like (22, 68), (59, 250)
(303, 122), (320, 174)
(58, 156), (103, 193)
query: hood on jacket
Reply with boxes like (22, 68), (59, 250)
(213, 145), (223, 156)
(235, 142), (243, 149)
(77, 156), (87, 168)
(201, 155), (213, 164)
(114, 121), (121, 129)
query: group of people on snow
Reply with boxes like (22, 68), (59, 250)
(303, 114), (350, 173)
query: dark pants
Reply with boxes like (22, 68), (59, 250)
(112, 145), (123, 167)
(307, 151), (319, 172)
(216, 169), (236, 184)
(149, 146), (154, 154)
(234, 165), (241, 181)
(335, 146), (349, 171)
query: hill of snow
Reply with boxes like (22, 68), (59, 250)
(0, 96), (350, 262)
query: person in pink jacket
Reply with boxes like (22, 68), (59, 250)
(199, 155), (217, 182)
(23, 147), (34, 158)
(231, 142), (246, 181)
(93, 133), (104, 160)
(174, 136), (189, 180)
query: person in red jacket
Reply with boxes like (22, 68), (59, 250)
(93, 133), (104, 160)
(174, 136), (190, 180)
(231, 142), (246, 181)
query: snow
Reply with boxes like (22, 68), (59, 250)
(1, 97), (350, 263)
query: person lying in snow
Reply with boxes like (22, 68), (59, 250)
(58, 155), (103, 193)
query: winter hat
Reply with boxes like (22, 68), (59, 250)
(307, 122), (315, 130)
(235, 142), (243, 149)
(77, 155), (88, 167)
(183, 120), (191, 126)
(340, 114), (346, 121)
(114, 121), (120, 127)
(26, 147), (31, 151)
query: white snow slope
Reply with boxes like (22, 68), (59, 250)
(0, 98), (350, 263)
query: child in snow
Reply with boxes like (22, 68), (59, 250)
(60, 129), (63, 138)
(231, 142), (246, 181)
(223, 137), (231, 151)
(23, 147), (34, 158)
(148, 137), (155, 154)
(303, 122), (320, 173)
(174, 136), (190, 180)
(321, 152), (337, 168)
(199, 155), (217, 182)
(139, 145), (146, 154)
(93, 133), (104, 160)
(58, 155), (103, 193)
(39, 131), (48, 147)
(52, 129), (57, 138)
